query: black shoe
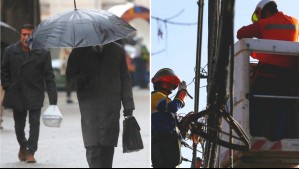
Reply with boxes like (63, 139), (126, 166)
(67, 99), (74, 104)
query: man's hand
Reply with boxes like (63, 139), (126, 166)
(178, 81), (187, 91)
(123, 109), (133, 117)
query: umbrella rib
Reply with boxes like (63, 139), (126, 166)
(81, 9), (128, 45)
(56, 10), (77, 47)
(78, 10), (89, 47)
(58, 21), (71, 48)
(85, 10), (109, 45)
(55, 13), (72, 46)
(41, 11), (74, 48)
(72, 15), (76, 47)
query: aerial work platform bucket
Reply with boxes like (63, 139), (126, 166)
(220, 39), (299, 168)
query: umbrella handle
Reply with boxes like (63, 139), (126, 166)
(74, 0), (77, 10)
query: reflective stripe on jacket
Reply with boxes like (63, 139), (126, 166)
(238, 12), (299, 68)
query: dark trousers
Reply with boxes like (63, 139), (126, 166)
(65, 77), (72, 98)
(250, 63), (296, 141)
(13, 109), (41, 154)
(151, 131), (181, 168)
(86, 145), (115, 168)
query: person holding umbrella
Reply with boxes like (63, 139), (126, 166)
(26, 4), (137, 167)
(66, 42), (135, 168)
(1, 24), (58, 163)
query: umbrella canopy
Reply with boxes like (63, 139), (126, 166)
(27, 9), (136, 49)
(1, 21), (20, 45)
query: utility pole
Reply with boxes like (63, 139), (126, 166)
(192, 0), (204, 168)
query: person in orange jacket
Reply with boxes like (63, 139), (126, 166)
(237, 0), (299, 141)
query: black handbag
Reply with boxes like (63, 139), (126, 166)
(123, 116), (144, 153)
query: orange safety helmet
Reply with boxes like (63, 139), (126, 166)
(251, 0), (276, 23)
(152, 68), (181, 92)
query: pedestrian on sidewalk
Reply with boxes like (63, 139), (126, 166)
(66, 42), (135, 168)
(1, 24), (58, 163)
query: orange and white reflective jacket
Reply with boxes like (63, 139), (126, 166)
(237, 12), (299, 69)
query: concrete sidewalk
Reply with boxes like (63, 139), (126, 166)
(0, 89), (150, 168)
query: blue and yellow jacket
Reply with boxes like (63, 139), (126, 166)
(151, 91), (186, 132)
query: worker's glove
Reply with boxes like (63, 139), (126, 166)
(123, 109), (133, 117)
(175, 82), (188, 107)
(178, 81), (187, 91)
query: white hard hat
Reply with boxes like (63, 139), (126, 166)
(256, 0), (276, 10)
(252, 0), (276, 22)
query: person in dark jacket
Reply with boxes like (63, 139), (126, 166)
(0, 42), (9, 130)
(1, 24), (57, 163)
(66, 42), (135, 168)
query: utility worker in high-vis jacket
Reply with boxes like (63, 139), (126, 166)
(151, 68), (187, 168)
(237, 0), (299, 141)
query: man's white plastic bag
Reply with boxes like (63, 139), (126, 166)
(42, 105), (63, 127)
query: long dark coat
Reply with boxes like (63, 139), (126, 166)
(1, 42), (57, 111)
(66, 42), (135, 148)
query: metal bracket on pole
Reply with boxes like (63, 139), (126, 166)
(249, 94), (299, 100)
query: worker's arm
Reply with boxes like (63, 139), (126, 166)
(237, 22), (262, 39)
(157, 90), (187, 114)
(157, 98), (184, 114)
(152, 91), (185, 114)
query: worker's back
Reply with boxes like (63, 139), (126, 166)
(251, 12), (299, 69)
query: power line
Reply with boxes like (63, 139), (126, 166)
(152, 10), (198, 57)
(167, 9), (185, 20)
(152, 16), (198, 26)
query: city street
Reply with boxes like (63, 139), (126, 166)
(0, 89), (150, 168)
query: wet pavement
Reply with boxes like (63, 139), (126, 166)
(0, 89), (150, 168)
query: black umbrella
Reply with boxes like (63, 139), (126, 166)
(1, 21), (20, 45)
(27, 2), (136, 49)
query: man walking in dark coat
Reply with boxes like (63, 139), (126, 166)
(1, 24), (57, 163)
(66, 42), (135, 168)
